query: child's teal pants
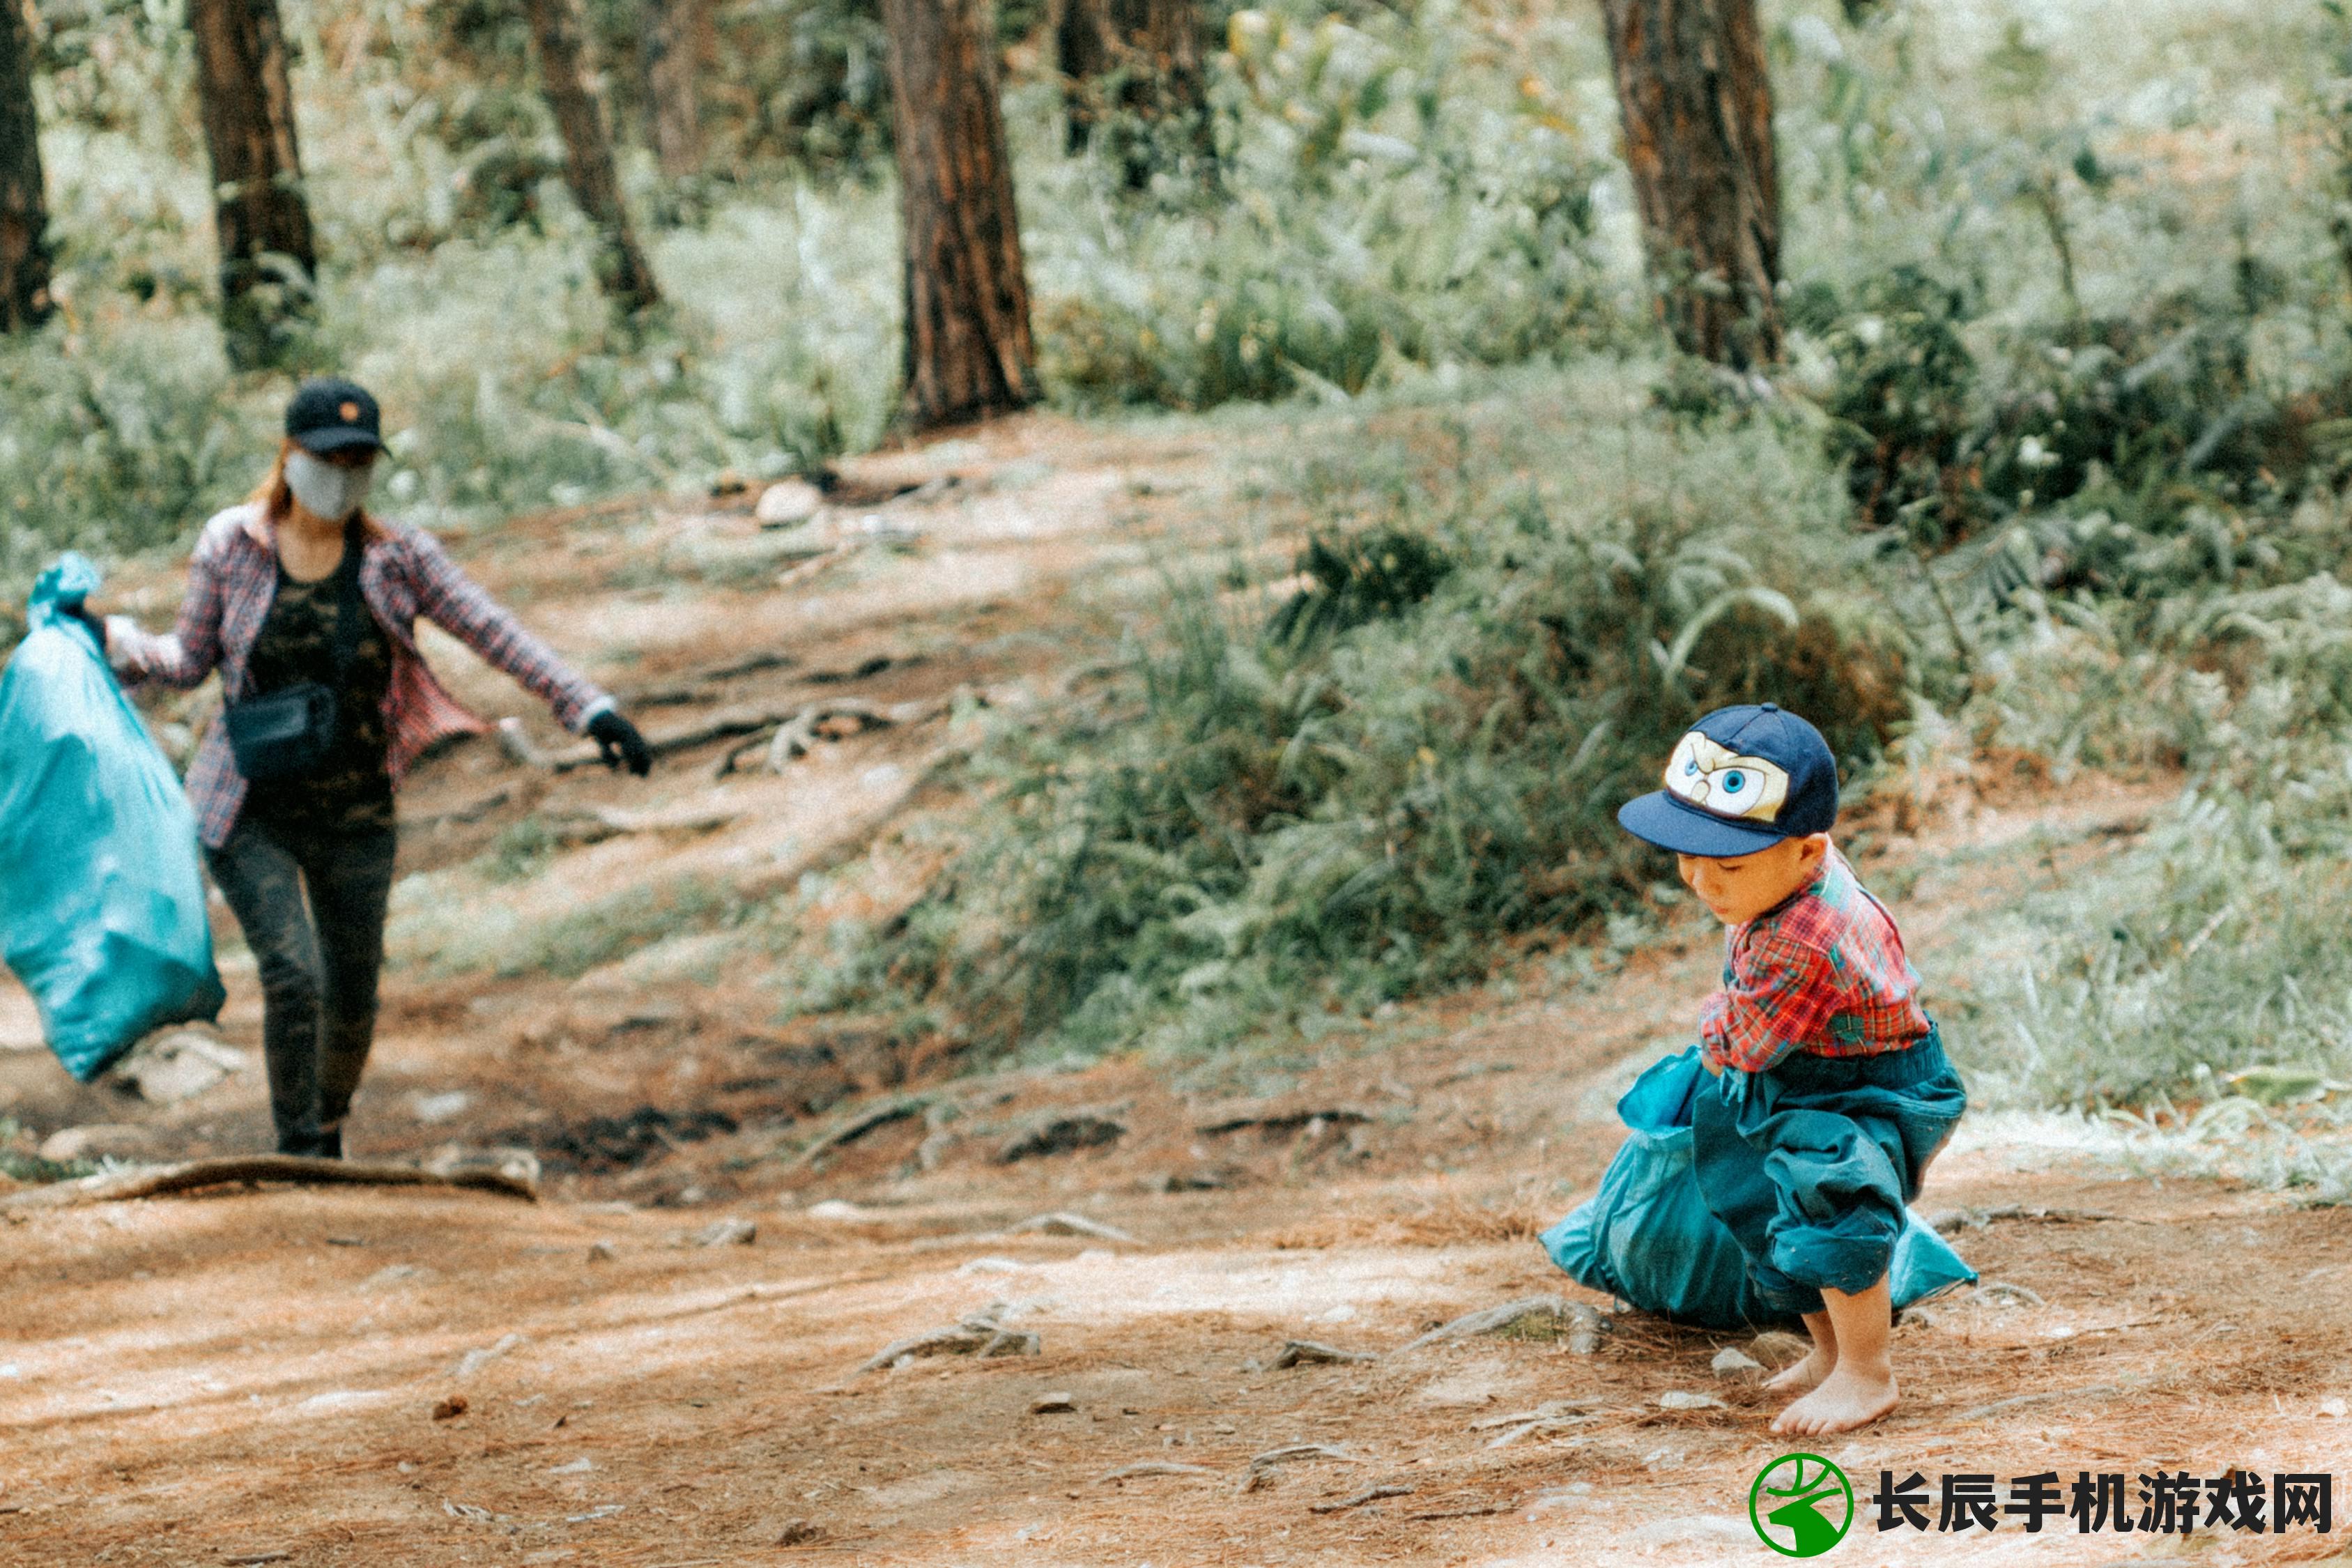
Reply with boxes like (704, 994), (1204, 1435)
(1690, 1031), (1967, 1318)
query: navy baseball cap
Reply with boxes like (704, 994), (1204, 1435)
(1617, 703), (1839, 858)
(285, 376), (383, 455)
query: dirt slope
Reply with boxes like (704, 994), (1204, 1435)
(2, 415), (2349, 1567)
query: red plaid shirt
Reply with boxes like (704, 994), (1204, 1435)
(111, 504), (609, 848)
(1699, 845), (1932, 1074)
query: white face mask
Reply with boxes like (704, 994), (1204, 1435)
(285, 449), (376, 523)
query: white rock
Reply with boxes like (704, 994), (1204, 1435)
(956, 1256), (1026, 1275)
(38, 1124), (158, 1162)
(2321, 1397), (2349, 1418)
(754, 479), (824, 527)
(412, 1090), (472, 1125)
(806, 1199), (868, 1222)
(1655, 1390), (1726, 1411)
(454, 1332), (525, 1379)
(548, 1456), (595, 1475)
(1711, 1347), (1764, 1376)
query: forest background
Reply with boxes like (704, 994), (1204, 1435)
(6, 0), (2352, 1197)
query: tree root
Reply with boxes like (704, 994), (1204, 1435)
(1, 1155), (538, 1213)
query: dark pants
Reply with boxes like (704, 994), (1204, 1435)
(1691, 1033), (1967, 1317)
(206, 819), (399, 1155)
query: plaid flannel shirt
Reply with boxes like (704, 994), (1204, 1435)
(111, 504), (610, 849)
(1698, 845), (1932, 1074)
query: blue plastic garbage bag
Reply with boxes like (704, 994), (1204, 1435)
(1541, 1046), (1975, 1330)
(0, 555), (224, 1081)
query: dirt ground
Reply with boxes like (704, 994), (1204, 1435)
(3, 414), (2350, 1567)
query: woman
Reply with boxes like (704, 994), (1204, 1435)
(108, 377), (653, 1158)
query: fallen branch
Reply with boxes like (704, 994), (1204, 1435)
(1195, 1106), (1374, 1137)
(1098, 1463), (1215, 1484)
(1270, 1340), (1376, 1369)
(1408, 1501), (1514, 1521)
(854, 1303), (1038, 1373)
(787, 1095), (934, 1171)
(1398, 1296), (1607, 1353)
(1925, 1204), (2128, 1234)
(500, 707), (804, 773)
(0, 1155), (537, 1213)
(1311, 1485), (1413, 1514)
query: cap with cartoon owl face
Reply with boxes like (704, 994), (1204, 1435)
(1616, 703), (1838, 859)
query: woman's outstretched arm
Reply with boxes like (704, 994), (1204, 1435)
(106, 535), (229, 690)
(404, 525), (609, 731)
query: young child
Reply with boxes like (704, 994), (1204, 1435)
(1617, 702), (1967, 1436)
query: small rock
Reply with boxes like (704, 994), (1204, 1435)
(755, 478), (825, 527)
(691, 1217), (758, 1248)
(1655, 1391), (1726, 1411)
(1012, 1212), (1137, 1244)
(586, 1240), (616, 1263)
(546, 1456), (594, 1475)
(1270, 1340), (1376, 1369)
(805, 1199), (868, 1222)
(358, 1263), (429, 1293)
(1710, 1347), (1764, 1376)
(112, 1029), (247, 1104)
(410, 1090), (472, 1125)
(1746, 1331), (1811, 1369)
(957, 1256), (1026, 1275)
(422, 1144), (541, 1184)
(454, 1332), (524, 1379)
(2320, 1397), (2349, 1418)
(431, 1395), (469, 1421)
(1031, 1392), (1077, 1415)
(982, 1330), (1042, 1358)
(38, 1123), (160, 1163)
(776, 1520), (826, 1546)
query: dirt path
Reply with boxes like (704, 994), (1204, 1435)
(3, 416), (2350, 1566)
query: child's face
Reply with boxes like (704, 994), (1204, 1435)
(1677, 834), (1830, 925)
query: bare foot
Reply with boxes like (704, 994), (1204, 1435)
(1765, 1349), (1834, 1396)
(1771, 1364), (1898, 1436)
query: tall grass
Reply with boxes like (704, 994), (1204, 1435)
(776, 367), (1916, 1057)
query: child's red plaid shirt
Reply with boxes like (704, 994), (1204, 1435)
(1699, 845), (1932, 1074)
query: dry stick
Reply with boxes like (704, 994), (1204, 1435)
(1310, 1485), (1414, 1515)
(498, 707), (804, 773)
(0, 1155), (537, 1213)
(787, 1095), (935, 1172)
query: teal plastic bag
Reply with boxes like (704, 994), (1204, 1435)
(0, 555), (224, 1081)
(1542, 1047), (1975, 1330)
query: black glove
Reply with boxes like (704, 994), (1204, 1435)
(587, 709), (654, 776)
(62, 603), (105, 652)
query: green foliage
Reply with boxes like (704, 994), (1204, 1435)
(798, 376), (1914, 1059)
(1030, 0), (1621, 408)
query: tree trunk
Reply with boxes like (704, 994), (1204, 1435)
(1054, 0), (1111, 153)
(1107, 0), (1201, 123)
(1057, 0), (1204, 169)
(641, 0), (707, 178)
(879, 0), (1038, 430)
(187, 0), (316, 367)
(1598, 0), (1782, 367)
(522, 0), (660, 312)
(0, 0), (51, 331)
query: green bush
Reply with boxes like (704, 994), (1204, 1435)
(793, 375), (1916, 1058)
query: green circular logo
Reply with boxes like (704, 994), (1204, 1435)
(1748, 1452), (1854, 1557)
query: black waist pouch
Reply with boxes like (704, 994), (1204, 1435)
(224, 524), (364, 785)
(224, 682), (340, 783)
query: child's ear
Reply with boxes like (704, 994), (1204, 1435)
(1797, 833), (1831, 870)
